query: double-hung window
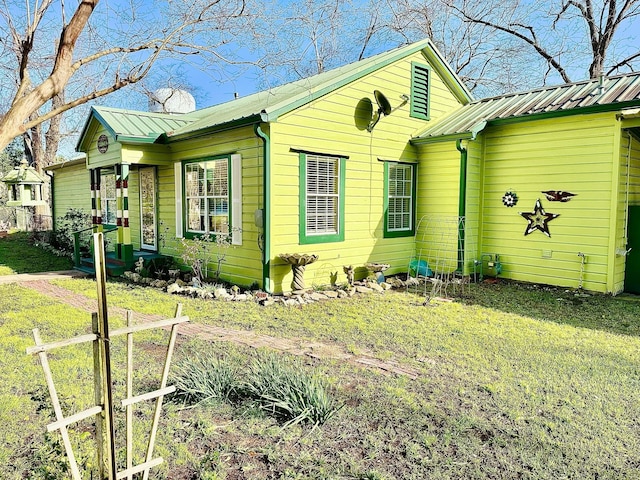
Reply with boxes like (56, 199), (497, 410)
(384, 161), (416, 238)
(299, 152), (345, 244)
(184, 157), (230, 236)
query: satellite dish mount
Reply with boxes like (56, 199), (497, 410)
(367, 90), (406, 132)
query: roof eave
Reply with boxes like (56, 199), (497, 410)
(160, 114), (263, 143)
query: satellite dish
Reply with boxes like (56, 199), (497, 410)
(374, 90), (392, 116)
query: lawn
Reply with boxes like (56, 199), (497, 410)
(1, 274), (640, 479)
(0, 231), (72, 275)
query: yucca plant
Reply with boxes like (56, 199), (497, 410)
(171, 352), (239, 405)
(243, 354), (343, 428)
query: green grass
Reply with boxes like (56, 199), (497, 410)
(2, 276), (640, 478)
(0, 231), (72, 275)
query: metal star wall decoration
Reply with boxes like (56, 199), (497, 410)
(520, 199), (559, 237)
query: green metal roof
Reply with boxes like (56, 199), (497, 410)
(76, 106), (195, 150)
(75, 39), (473, 149)
(413, 72), (640, 144)
(163, 38), (473, 140)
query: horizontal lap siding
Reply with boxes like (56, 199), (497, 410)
(51, 163), (91, 225)
(480, 113), (618, 292)
(166, 126), (264, 288)
(270, 52), (463, 292)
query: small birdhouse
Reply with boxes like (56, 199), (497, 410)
(2, 158), (47, 207)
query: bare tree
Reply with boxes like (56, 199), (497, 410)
(0, 0), (250, 167)
(446, 0), (640, 85)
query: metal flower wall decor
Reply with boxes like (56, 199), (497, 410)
(502, 191), (518, 207)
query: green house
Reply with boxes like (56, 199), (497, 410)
(48, 39), (640, 294)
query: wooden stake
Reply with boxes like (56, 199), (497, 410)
(92, 313), (105, 479)
(126, 310), (133, 480)
(32, 328), (82, 480)
(142, 304), (183, 480)
(94, 232), (117, 479)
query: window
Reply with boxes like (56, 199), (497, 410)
(100, 172), (117, 225)
(299, 153), (345, 244)
(410, 62), (430, 120)
(384, 162), (416, 238)
(184, 157), (230, 236)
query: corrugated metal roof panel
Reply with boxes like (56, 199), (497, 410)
(414, 72), (640, 142)
(91, 107), (193, 141)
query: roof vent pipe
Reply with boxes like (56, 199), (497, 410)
(597, 71), (606, 95)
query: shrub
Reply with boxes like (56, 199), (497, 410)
(50, 208), (91, 256)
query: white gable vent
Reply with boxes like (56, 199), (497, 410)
(149, 88), (196, 114)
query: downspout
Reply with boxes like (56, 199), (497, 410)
(456, 139), (468, 272)
(254, 124), (272, 293)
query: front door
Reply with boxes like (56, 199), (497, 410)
(139, 167), (157, 251)
(624, 205), (640, 293)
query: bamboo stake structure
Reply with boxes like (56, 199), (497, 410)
(26, 232), (189, 479)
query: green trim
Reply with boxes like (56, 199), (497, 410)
(263, 40), (471, 122)
(161, 115), (262, 143)
(290, 147), (350, 159)
(410, 62), (431, 121)
(456, 140), (468, 272)
(413, 101), (640, 145)
(181, 155), (232, 237)
(298, 152), (346, 245)
(383, 161), (416, 238)
(255, 124), (272, 293)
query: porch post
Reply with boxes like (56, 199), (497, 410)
(116, 164), (134, 266)
(91, 168), (103, 232)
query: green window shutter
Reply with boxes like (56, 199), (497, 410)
(299, 152), (345, 244)
(384, 161), (416, 238)
(410, 62), (430, 120)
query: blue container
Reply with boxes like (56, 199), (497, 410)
(409, 259), (432, 277)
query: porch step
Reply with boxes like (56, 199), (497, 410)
(78, 256), (127, 277)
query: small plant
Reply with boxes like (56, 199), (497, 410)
(244, 353), (343, 428)
(179, 227), (239, 283)
(172, 352), (240, 405)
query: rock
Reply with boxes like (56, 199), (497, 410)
(262, 299), (276, 307)
(141, 277), (153, 285)
(323, 290), (339, 298)
(380, 282), (392, 290)
(346, 288), (356, 297)
(284, 299), (299, 306)
(152, 280), (168, 289)
(167, 283), (183, 295)
(368, 282), (384, 293)
(310, 292), (328, 301)
(233, 294), (249, 301)
(175, 279), (187, 287)
(337, 290), (349, 298)
(214, 288), (228, 299)
(292, 289), (307, 296)
(356, 285), (373, 294)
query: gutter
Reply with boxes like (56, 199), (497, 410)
(254, 124), (272, 293)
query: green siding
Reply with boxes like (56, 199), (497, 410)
(166, 125), (264, 288)
(480, 113), (619, 293)
(268, 50), (464, 293)
(50, 163), (91, 225)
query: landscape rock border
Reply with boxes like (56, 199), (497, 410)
(121, 271), (411, 306)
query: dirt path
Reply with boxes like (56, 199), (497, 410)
(18, 279), (420, 379)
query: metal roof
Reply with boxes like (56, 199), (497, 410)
(165, 38), (473, 140)
(413, 72), (640, 143)
(76, 106), (195, 150)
